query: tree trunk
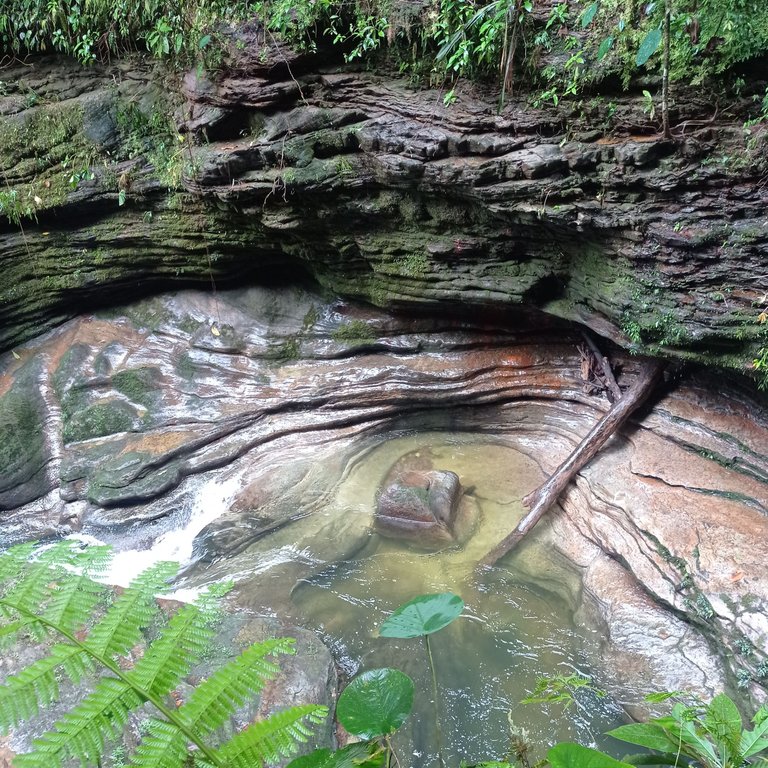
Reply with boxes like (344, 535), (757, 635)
(662, 0), (672, 139)
(479, 359), (666, 567)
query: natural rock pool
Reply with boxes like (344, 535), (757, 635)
(286, 435), (629, 764)
(88, 433), (629, 765)
(2, 285), (767, 760)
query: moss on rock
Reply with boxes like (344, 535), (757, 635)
(63, 399), (139, 444)
(0, 359), (49, 507)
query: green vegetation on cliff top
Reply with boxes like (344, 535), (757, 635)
(2, 0), (768, 111)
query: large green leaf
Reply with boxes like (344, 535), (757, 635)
(287, 742), (384, 768)
(581, 1), (599, 27)
(681, 725), (719, 764)
(379, 593), (464, 638)
(704, 693), (742, 758)
(336, 668), (414, 739)
(607, 723), (682, 754)
(635, 27), (662, 66)
(741, 711), (768, 758)
(548, 743), (634, 768)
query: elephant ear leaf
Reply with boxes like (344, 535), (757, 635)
(548, 742), (634, 768)
(379, 593), (464, 638)
(336, 668), (414, 740)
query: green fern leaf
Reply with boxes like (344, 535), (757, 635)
(213, 705), (329, 768)
(1, 545), (70, 634)
(86, 560), (177, 658)
(0, 544), (47, 637)
(1, 542), (110, 641)
(0, 643), (91, 730)
(43, 546), (111, 635)
(178, 637), (294, 738)
(0, 542), (36, 587)
(127, 601), (215, 698)
(0, 620), (26, 638)
(16, 677), (142, 768)
(129, 718), (189, 768)
(0, 544), (326, 768)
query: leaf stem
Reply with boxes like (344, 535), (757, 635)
(424, 633), (445, 768)
(0, 598), (223, 767)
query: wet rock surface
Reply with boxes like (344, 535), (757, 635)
(1, 286), (766, 708)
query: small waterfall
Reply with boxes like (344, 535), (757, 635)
(68, 472), (241, 595)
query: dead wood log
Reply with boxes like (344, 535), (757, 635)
(580, 331), (622, 402)
(479, 358), (666, 567)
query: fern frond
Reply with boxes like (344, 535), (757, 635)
(213, 705), (329, 768)
(127, 602), (214, 699)
(0, 643), (92, 731)
(43, 545), (112, 635)
(0, 545), (325, 768)
(0, 542), (110, 640)
(86, 560), (177, 658)
(0, 544), (72, 634)
(0, 542), (36, 588)
(178, 637), (295, 739)
(129, 718), (189, 768)
(15, 677), (142, 768)
(0, 620), (25, 638)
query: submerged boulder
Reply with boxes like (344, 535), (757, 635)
(375, 469), (478, 549)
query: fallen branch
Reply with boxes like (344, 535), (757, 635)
(580, 331), (622, 402)
(479, 358), (666, 567)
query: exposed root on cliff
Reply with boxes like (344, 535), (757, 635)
(479, 358), (666, 567)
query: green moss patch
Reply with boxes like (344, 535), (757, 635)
(63, 399), (138, 443)
(112, 367), (160, 407)
(0, 104), (99, 223)
(331, 320), (377, 344)
(0, 389), (44, 487)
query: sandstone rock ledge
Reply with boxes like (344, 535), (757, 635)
(0, 45), (766, 383)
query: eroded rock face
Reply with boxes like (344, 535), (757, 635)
(0, 47), (766, 382)
(1, 286), (766, 708)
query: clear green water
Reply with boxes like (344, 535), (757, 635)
(287, 435), (628, 766)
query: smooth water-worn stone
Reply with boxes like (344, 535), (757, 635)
(375, 467), (479, 549)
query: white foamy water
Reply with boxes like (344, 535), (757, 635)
(68, 473), (241, 597)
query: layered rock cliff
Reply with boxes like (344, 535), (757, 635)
(1, 29), (767, 714)
(1, 35), (767, 381)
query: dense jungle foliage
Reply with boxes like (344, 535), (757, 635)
(2, 0), (768, 109)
